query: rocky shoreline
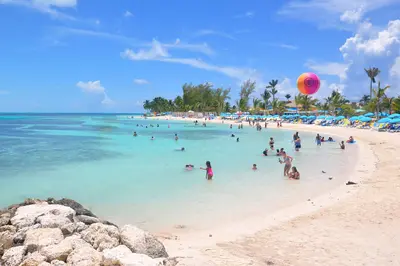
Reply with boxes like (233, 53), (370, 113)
(0, 198), (187, 266)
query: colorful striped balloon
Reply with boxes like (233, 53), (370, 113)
(297, 73), (320, 95)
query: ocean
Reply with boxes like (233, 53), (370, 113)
(0, 113), (358, 232)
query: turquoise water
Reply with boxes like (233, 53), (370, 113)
(0, 114), (358, 232)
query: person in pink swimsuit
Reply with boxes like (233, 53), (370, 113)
(201, 161), (213, 180)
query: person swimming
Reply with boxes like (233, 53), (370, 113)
(279, 151), (293, 176)
(347, 136), (354, 143)
(185, 164), (194, 170)
(328, 137), (334, 142)
(263, 149), (268, 156)
(289, 166), (300, 180)
(133, 131), (137, 137)
(175, 147), (185, 151)
(175, 134), (179, 141)
(316, 134), (322, 146)
(231, 134), (235, 137)
(200, 161), (213, 180)
(237, 137), (240, 142)
(339, 141), (345, 150)
(252, 164), (257, 170)
(151, 136), (155, 140)
(321, 136), (325, 142)
(157, 124), (159, 127)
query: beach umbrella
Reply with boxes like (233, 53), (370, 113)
(349, 116), (359, 121)
(379, 112), (388, 117)
(389, 118), (400, 124)
(300, 115), (307, 119)
(364, 112), (374, 117)
(325, 116), (334, 120)
(377, 118), (391, 123)
(308, 115), (316, 119)
(335, 116), (345, 120)
(388, 113), (400, 118)
(317, 115), (325, 119)
(360, 117), (372, 122)
(355, 109), (365, 113)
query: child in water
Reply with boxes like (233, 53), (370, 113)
(263, 149), (268, 156)
(133, 132), (137, 137)
(289, 167), (300, 180)
(252, 164), (257, 170)
(185, 164), (194, 171)
(347, 136), (354, 143)
(151, 136), (155, 140)
(175, 134), (179, 141)
(200, 161), (213, 180)
(276, 149), (280, 156)
(339, 141), (345, 150)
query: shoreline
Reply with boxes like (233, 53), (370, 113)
(152, 116), (398, 265)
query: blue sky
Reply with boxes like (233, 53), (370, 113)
(0, 0), (400, 112)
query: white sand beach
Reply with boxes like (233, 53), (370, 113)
(155, 117), (400, 265)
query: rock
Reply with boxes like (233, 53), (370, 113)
(120, 225), (168, 259)
(0, 213), (11, 226)
(11, 204), (75, 230)
(118, 253), (162, 266)
(0, 246), (27, 266)
(0, 231), (14, 256)
(60, 223), (76, 236)
(51, 260), (66, 266)
(62, 235), (91, 250)
(24, 228), (64, 253)
(75, 215), (100, 225)
(0, 225), (17, 233)
(52, 199), (95, 217)
(81, 223), (119, 252)
(154, 257), (179, 266)
(40, 238), (73, 262)
(102, 245), (132, 265)
(20, 251), (47, 266)
(74, 222), (87, 233)
(38, 262), (51, 266)
(36, 214), (71, 229)
(66, 245), (102, 266)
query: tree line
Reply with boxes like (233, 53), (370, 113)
(143, 68), (400, 117)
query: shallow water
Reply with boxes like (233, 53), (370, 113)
(0, 114), (358, 232)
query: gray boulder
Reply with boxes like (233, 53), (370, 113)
(40, 237), (73, 262)
(1, 245), (27, 266)
(120, 225), (168, 259)
(75, 215), (100, 225)
(11, 204), (75, 230)
(66, 245), (103, 266)
(24, 228), (64, 253)
(60, 223), (76, 236)
(20, 251), (47, 266)
(51, 260), (67, 266)
(0, 213), (11, 226)
(102, 245), (132, 265)
(80, 223), (120, 251)
(36, 214), (71, 229)
(0, 231), (14, 256)
(52, 199), (95, 217)
(0, 225), (16, 233)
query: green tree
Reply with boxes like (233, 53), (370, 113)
(285, 94), (291, 102)
(339, 104), (355, 117)
(239, 80), (256, 111)
(392, 97), (400, 113)
(295, 94), (318, 111)
(260, 89), (271, 111)
(271, 99), (287, 114)
(252, 98), (261, 110)
(267, 80), (278, 102)
(173, 96), (184, 111)
(224, 102), (231, 113)
(372, 82), (390, 118)
(359, 94), (370, 106)
(382, 97), (394, 115)
(365, 67), (380, 98)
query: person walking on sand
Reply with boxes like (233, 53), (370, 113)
(279, 151), (293, 176)
(200, 161), (213, 180)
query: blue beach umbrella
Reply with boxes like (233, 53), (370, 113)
(364, 112), (374, 117)
(335, 116), (345, 120)
(377, 118), (391, 123)
(317, 115), (325, 119)
(389, 118), (400, 124)
(349, 116), (359, 121)
(360, 117), (372, 122)
(379, 112), (388, 117)
(388, 113), (400, 119)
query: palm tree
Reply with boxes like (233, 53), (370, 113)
(365, 67), (380, 98)
(260, 89), (271, 111)
(382, 97), (394, 115)
(359, 94), (370, 106)
(143, 100), (151, 111)
(285, 94), (291, 102)
(266, 80), (278, 102)
(252, 98), (261, 110)
(372, 82), (390, 118)
(392, 97), (400, 113)
(271, 99), (286, 114)
(295, 94), (318, 111)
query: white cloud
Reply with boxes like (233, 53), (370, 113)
(0, 90), (10, 95)
(76, 80), (105, 94)
(121, 40), (262, 84)
(134, 79), (149, 85)
(390, 56), (400, 77)
(55, 27), (215, 56)
(0, 0), (77, 20)
(340, 7), (364, 24)
(235, 11), (255, 18)
(101, 92), (115, 106)
(267, 43), (298, 50)
(124, 10), (133, 17)
(194, 30), (236, 40)
(278, 0), (398, 27)
(305, 60), (348, 81)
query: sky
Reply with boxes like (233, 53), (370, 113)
(0, 0), (400, 112)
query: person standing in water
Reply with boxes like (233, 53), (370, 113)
(279, 151), (293, 176)
(294, 136), (301, 151)
(200, 161), (213, 180)
(269, 137), (275, 149)
(316, 134), (322, 146)
(174, 134), (179, 141)
(339, 141), (345, 150)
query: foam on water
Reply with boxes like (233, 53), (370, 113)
(0, 114), (358, 232)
